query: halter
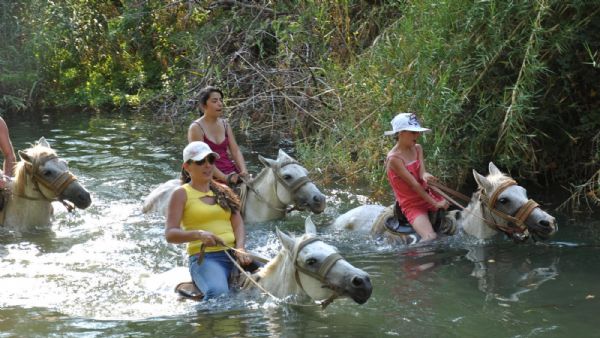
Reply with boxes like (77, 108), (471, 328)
(244, 159), (313, 213)
(220, 237), (341, 309)
(478, 179), (539, 240)
(19, 154), (78, 212)
(291, 236), (344, 308)
(429, 179), (539, 240)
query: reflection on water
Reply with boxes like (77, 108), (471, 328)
(1, 111), (600, 337)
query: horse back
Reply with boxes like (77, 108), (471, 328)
(142, 179), (180, 215)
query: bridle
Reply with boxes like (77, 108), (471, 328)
(19, 154), (78, 212)
(478, 179), (539, 240)
(243, 159), (313, 213)
(430, 179), (539, 240)
(221, 235), (344, 308)
(291, 236), (344, 308)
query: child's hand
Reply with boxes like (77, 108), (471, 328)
(435, 199), (449, 210)
(423, 172), (436, 183)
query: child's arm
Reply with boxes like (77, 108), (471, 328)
(388, 156), (442, 208)
(416, 144), (437, 183)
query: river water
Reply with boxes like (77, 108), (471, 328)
(1, 111), (599, 337)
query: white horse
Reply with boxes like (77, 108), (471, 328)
(165, 217), (373, 307)
(333, 162), (557, 243)
(1, 137), (92, 232)
(143, 149), (326, 223)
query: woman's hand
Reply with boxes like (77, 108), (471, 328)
(197, 230), (223, 247)
(227, 172), (243, 185)
(234, 248), (252, 266)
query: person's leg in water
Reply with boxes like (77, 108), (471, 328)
(411, 213), (437, 242)
(189, 251), (233, 300)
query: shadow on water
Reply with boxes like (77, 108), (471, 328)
(1, 110), (600, 337)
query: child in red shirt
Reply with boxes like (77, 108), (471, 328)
(384, 113), (449, 242)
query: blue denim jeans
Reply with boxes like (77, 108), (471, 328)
(189, 250), (233, 300)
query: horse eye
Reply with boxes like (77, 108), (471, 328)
(306, 258), (317, 266)
(498, 197), (508, 204)
(43, 170), (53, 176)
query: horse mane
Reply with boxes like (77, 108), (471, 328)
(250, 165), (270, 184)
(13, 144), (56, 196)
(476, 168), (513, 191)
(252, 233), (313, 297)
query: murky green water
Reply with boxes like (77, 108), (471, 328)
(1, 111), (599, 337)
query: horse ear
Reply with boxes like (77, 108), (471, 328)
(19, 150), (32, 163)
(276, 227), (295, 252)
(258, 155), (277, 168)
(277, 149), (294, 161)
(37, 137), (50, 148)
(473, 169), (493, 193)
(488, 162), (502, 176)
(304, 216), (317, 235)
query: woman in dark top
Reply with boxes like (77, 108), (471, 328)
(188, 86), (248, 185)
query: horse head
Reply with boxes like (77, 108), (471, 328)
(275, 217), (372, 306)
(16, 137), (92, 210)
(258, 149), (326, 214)
(472, 162), (557, 241)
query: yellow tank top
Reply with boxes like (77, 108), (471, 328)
(181, 184), (236, 255)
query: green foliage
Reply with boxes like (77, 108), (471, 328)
(299, 0), (600, 199)
(1, 0), (599, 208)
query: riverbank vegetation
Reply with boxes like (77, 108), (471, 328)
(1, 1), (598, 210)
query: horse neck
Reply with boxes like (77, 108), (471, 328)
(2, 181), (53, 229)
(243, 168), (287, 220)
(458, 192), (499, 240)
(255, 249), (303, 298)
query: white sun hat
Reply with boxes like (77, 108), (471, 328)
(183, 141), (220, 162)
(383, 112), (431, 136)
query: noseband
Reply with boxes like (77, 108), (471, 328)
(21, 154), (78, 211)
(479, 179), (539, 240)
(292, 236), (343, 307)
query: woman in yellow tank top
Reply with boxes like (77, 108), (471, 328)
(165, 141), (252, 299)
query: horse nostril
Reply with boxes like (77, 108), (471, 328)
(539, 220), (550, 228)
(351, 276), (364, 287)
(313, 195), (323, 203)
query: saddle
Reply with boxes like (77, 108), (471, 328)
(380, 202), (454, 244)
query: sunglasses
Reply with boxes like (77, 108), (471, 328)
(190, 156), (216, 166)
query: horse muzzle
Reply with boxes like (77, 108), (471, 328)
(61, 182), (92, 209)
(530, 217), (558, 240)
(296, 193), (326, 214)
(343, 274), (373, 304)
